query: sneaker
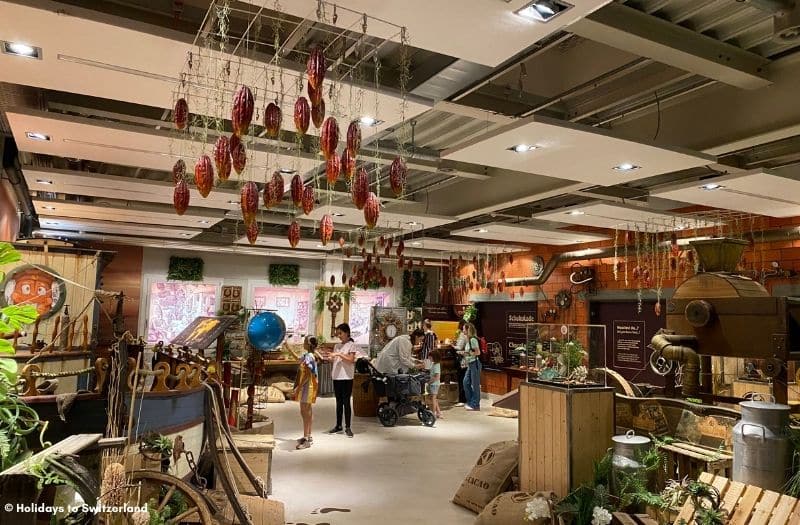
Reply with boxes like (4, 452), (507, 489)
(296, 439), (311, 450)
(465, 405), (477, 411)
(296, 437), (307, 444)
(345, 428), (354, 438)
(455, 402), (465, 407)
(326, 427), (343, 434)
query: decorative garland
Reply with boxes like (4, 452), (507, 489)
(315, 287), (352, 314)
(401, 270), (427, 308)
(268, 264), (300, 286)
(167, 256), (203, 281)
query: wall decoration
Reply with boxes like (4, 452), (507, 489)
(268, 264), (300, 286)
(350, 290), (392, 345)
(220, 285), (242, 315)
(146, 282), (217, 342)
(401, 270), (427, 308)
(167, 256), (204, 281)
(1, 264), (66, 320)
(369, 307), (409, 357)
(171, 315), (238, 349)
(251, 286), (310, 342)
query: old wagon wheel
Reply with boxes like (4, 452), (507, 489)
(126, 470), (215, 524)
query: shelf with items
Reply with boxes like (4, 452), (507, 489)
(522, 323), (608, 389)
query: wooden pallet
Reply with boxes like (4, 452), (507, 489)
(673, 472), (800, 525)
(657, 441), (733, 487)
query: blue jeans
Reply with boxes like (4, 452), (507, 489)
(463, 360), (482, 409)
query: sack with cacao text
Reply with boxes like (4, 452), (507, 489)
(474, 491), (556, 525)
(453, 440), (519, 513)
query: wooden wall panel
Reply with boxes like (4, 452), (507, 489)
(93, 244), (143, 343)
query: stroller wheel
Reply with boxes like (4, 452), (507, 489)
(378, 404), (398, 427)
(418, 408), (436, 427)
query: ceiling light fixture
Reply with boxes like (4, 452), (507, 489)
(515, 0), (572, 22)
(406, 221), (419, 226)
(701, 183), (723, 191)
(316, 244), (326, 248)
(279, 168), (296, 174)
(181, 233), (192, 236)
(35, 179), (53, 185)
(613, 163), (641, 172)
(2, 41), (42, 59)
(25, 132), (51, 141)
(332, 212), (345, 217)
(41, 206), (56, 211)
(475, 228), (489, 233)
(508, 144), (537, 153)
(411, 242), (422, 246)
(198, 220), (210, 224)
(227, 200), (238, 205)
(567, 210), (585, 216)
(43, 221), (58, 225)
(359, 116), (384, 127)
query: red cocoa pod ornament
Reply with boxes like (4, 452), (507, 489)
(288, 220), (301, 248)
(326, 154), (341, 186)
(396, 239), (405, 257)
(351, 167), (369, 210)
(306, 46), (326, 91)
(173, 179), (189, 215)
(172, 159), (186, 183)
(246, 221), (259, 245)
(264, 171), (283, 208)
(341, 149), (356, 181)
(290, 174), (303, 207)
(308, 81), (322, 106)
(342, 273), (347, 284)
(346, 120), (361, 156)
(320, 117), (339, 160)
(358, 233), (365, 247)
(388, 276), (394, 287)
(302, 185), (315, 215)
(194, 155), (214, 198)
(389, 156), (407, 196)
(240, 181), (259, 226)
(311, 98), (325, 128)
(264, 102), (282, 138)
(364, 192), (380, 229)
(174, 98), (189, 130)
(294, 97), (310, 136)
(230, 134), (246, 174)
(320, 214), (334, 246)
(654, 302), (662, 317)
(231, 85), (254, 136)
(213, 136), (232, 181)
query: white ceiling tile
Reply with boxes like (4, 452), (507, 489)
(450, 222), (609, 245)
(442, 114), (715, 185)
(32, 199), (224, 228)
(534, 202), (715, 231)
(306, 204), (455, 230)
(235, 234), (338, 251)
(35, 217), (202, 239)
(413, 237), (526, 253)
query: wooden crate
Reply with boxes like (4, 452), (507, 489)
(657, 441), (733, 487)
(217, 434), (275, 495)
(673, 472), (800, 525)
(519, 380), (615, 498)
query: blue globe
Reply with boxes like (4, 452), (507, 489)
(246, 311), (287, 352)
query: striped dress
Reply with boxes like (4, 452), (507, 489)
(295, 352), (319, 404)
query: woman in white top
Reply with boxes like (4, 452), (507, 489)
(326, 323), (364, 437)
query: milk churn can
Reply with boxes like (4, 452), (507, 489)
(611, 430), (652, 495)
(732, 398), (792, 491)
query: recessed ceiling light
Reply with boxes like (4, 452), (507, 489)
(701, 183), (723, 191)
(332, 212), (345, 217)
(43, 221), (58, 225)
(359, 116), (384, 127)
(568, 210), (585, 216)
(279, 168), (296, 174)
(25, 132), (51, 141)
(198, 220), (210, 224)
(228, 200), (238, 205)
(515, 0), (572, 22)
(35, 179), (53, 185)
(181, 233), (192, 236)
(41, 205), (56, 210)
(613, 163), (640, 171)
(406, 221), (419, 226)
(475, 228), (489, 233)
(675, 224), (686, 231)
(316, 244), (326, 248)
(411, 241), (422, 246)
(2, 41), (42, 59)
(508, 144), (537, 153)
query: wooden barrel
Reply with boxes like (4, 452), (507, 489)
(353, 373), (378, 417)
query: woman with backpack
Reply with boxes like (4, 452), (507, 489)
(458, 322), (482, 410)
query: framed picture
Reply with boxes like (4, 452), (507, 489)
(1, 264), (67, 320)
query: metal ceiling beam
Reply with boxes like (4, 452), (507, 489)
(569, 2), (772, 89)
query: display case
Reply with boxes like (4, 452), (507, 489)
(522, 323), (608, 387)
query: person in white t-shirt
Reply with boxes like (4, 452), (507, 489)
(325, 323), (365, 437)
(374, 328), (425, 375)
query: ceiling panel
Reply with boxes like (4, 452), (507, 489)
(651, 170), (800, 218)
(534, 202), (715, 231)
(450, 222), (609, 245)
(34, 216), (203, 239)
(31, 199), (224, 228)
(0, 2), (429, 136)
(306, 204), (455, 230)
(235, 234), (338, 251)
(413, 237), (526, 253)
(442, 114), (715, 185)
(250, 0), (611, 67)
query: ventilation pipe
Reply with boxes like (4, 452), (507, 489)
(650, 331), (700, 397)
(2, 137), (35, 238)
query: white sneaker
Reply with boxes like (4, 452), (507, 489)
(455, 402), (465, 407)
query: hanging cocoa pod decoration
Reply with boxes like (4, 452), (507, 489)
(320, 117), (339, 160)
(342, 273), (347, 284)
(290, 174), (303, 207)
(173, 98), (189, 130)
(358, 233), (365, 247)
(346, 120), (361, 156)
(264, 102), (282, 138)
(269, 171), (284, 207)
(246, 220), (259, 245)
(341, 148), (356, 181)
(384, 244), (390, 257)
(407, 258), (413, 270)
(311, 98), (325, 128)
(397, 256), (404, 269)
(325, 154), (341, 186)
(351, 167), (369, 210)
(231, 85), (254, 136)
(320, 214), (334, 246)
(397, 239), (405, 257)
(230, 134), (246, 174)
(669, 257), (677, 271)
(288, 220), (300, 248)
(389, 156), (407, 196)
(306, 46), (326, 91)
(308, 80), (322, 106)
(378, 236), (386, 248)
(172, 159), (186, 183)
(173, 179), (189, 215)
(301, 185), (315, 215)
(330, 275), (336, 286)
(240, 181), (259, 226)
(294, 96), (310, 136)
(519, 287), (524, 296)
(633, 266), (641, 279)
(654, 302), (662, 317)
(364, 192), (380, 229)
(388, 276), (394, 287)
(670, 232), (678, 246)
(194, 155), (214, 198)
(380, 276), (387, 287)
(213, 136), (232, 181)
(419, 259), (425, 268)
(338, 236), (346, 248)
(687, 250), (695, 263)
(361, 248), (367, 259)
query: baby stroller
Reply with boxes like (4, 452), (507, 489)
(356, 358), (436, 427)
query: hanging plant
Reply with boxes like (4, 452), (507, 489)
(401, 270), (427, 308)
(167, 256), (203, 281)
(268, 264), (300, 286)
(315, 287), (352, 314)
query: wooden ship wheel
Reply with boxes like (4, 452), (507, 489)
(120, 470), (215, 525)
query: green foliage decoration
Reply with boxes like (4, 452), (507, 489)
(401, 270), (427, 308)
(268, 264), (300, 286)
(167, 256), (204, 281)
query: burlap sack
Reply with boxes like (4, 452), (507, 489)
(272, 381), (295, 394)
(488, 407), (519, 418)
(475, 491), (555, 525)
(266, 386), (285, 403)
(453, 440), (519, 513)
